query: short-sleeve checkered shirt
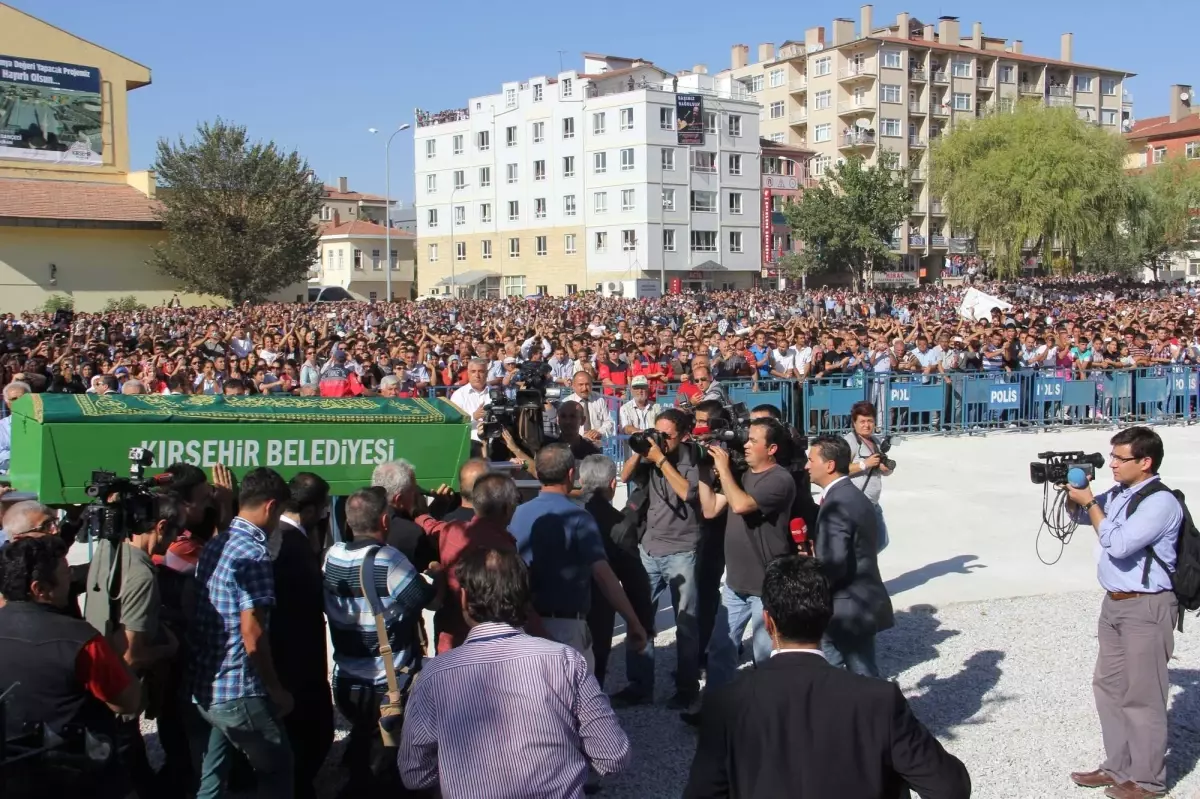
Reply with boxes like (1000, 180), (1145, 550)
(188, 517), (276, 706)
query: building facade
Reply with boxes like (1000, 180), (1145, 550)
(719, 5), (1133, 277)
(312, 219), (415, 300)
(413, 53), (762, 297)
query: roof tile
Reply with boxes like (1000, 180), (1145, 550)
(319, 220), (413, 237)
(0, 178), (159, 223)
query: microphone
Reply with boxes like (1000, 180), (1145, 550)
(1067, 467), (1089, 489)
(791, 518), (812, 556)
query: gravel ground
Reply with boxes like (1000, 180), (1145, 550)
(145, 590), (1200, 799)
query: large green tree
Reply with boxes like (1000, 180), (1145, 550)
(782, 151), (910, 289)
(930, 101), (1129, 277)
(151, 120), (323, 304)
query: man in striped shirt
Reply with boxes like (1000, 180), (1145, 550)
(400, 547), (631, 798)
(322, 487), (441, 794)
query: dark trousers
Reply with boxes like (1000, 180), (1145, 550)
(284, 681), (335, 799)
(695, 524), (726, 668)
(115, 714), (162, 799)
(332, 675), (431, 798)
(587, 545), (654, 687)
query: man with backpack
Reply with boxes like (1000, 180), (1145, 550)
(1065, 426), (1199, 799)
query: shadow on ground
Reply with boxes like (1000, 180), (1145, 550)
(885, 555), (986, 598)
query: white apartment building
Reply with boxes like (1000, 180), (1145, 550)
(414, 53), (762, 297)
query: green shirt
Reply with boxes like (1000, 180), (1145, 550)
(84, 539), (159, 639)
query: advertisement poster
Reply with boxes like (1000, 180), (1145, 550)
(0, 54), (103, 166)
(675, 93), (704, 145)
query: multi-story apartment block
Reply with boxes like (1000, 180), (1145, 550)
(414, 53), (762, 297)
(318, 177), (392, 225)
(719, 5), (1134, 276)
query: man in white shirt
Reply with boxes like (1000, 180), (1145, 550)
(792, 334), (815, 379)
(770, 342), (797, 379)
(619, 376), (661, 434)
(449, 359), (493, 441)
(563, 371), (614, 441)
(0, 380), (30, 474)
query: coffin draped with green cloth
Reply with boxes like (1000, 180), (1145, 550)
(7, 393), (471, 503)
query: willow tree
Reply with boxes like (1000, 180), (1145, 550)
(930, 102), (1130, 277)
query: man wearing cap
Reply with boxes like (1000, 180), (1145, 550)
(450, 359), (492, 441)
(620, 377), (661, 435)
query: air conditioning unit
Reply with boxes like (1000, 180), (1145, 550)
(606, 281), (623, 295)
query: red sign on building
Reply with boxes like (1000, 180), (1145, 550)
(761, 189), (773, 266)
(669, 277), (683, 294)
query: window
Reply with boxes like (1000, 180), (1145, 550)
(453, 169), (465, 189)
(427, 209), (438, 228)
(1076, 107), (1095, 123)
(593, 191), (608, 213)
(728, 191), (743, 214)
(319, 206), (332, 222)
(622, 230), (637, 251)
(353, 249), (363, 269)
(425, 139), (436, 159)
(814, 90), (831, 110)
(535, 197), (546, 218)
(563, 156), (575, 177)
(690, 231), (718, 252)
(728, 153), (742, 175)
(371, 249), (381, 270)
(593, 112), (606, 135)
(951, 59), (971, 78)
(704, 112), (718, 134)
(1101, 77), (1118, 96)
(506, 163), (518, 183)
(563, 194), (577, 215)
(594, 231), (608, 252)
(1000, 65), (1015, 84)
(479, 202), (492, 223)
(455, 241), (466, 261)
(729, 231), (743, 253)
(563, 117), (575, 139)
(1187, 141), (1200, 160)
(507, 200), (519, 221)
(813, 56), (832, 77)
(536, 235), (548, 256)
(881, 118), (901, 137)
(619, 189), (634, 211)
(390, 250), (398, 270)
(1153, 147), (1167, 164)
(620, 107), (634, 130)
(812, 155), (831, 175)
(481, 239), (492, 259)
(428, 243), (438, 261)
(1076, 75), (1094, 93)
(505, 126), (517, 147)
(453, 205), (466, 226)
(661, 148), (675, 170)
(663, 229), (676, 251)
(505, 88), (517, 107)
(479, 166), (491, 187)
(503, 274), (524, 296)
(952, 92), (971, 111)
(660, 107), (675, 130)
(452, 134), (463, 155)
(533, 83), (543, 102)
(751, 74), (764, 92)
(534, 160), (546, 181)
(692, 151), (716, 172)
(881, 84), (901, 103)
(770, 132), (785, 143)
(691, 190), (717, 212)
(728, 114), (743, 138)
(594, 152), (607, 174)
(532, 121), (545, 142)
(565, 235), (577, 254)
(477, 131), (490, 150)
(814, 123), (831, 143)
(426, 174), (437, 193)
(336, 249), (343, 270)
(562, 77), (573, 98)
(882, 50), (902, 69)
(620, 148), (635, 171)
(662, 188), (675, 211)
(769, 101), (785, 119)
(508, 238), (520, 258)
(1101, 109), (1118, 125)
(769, 68), (785, 88)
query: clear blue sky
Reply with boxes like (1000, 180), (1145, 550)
(11, 0), (1196, 205)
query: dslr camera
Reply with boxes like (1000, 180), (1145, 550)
(83, 448), (161, 544)
(628, 429), (667, 457)
(1029, 451), (1105, 485)
(877, 436), (897, 471)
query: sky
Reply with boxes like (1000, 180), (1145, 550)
(10, 0), (1197, 206)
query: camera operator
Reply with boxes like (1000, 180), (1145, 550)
(749, 404), (819, 534)
(613, 408), (705, 708)
(695, 417), (796, 699)
(0, 535), (142, 798)
(83, 492), (185, 798)
(844, 401), (893, 553)
(504, 401), (600, 478)
(691, 400), (729, 668)
(1064, 427), (1182, 797)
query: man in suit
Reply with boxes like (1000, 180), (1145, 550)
(683, 555), (971, 799)
(268, 472), (334, 799)
(806, 435), (894, 678)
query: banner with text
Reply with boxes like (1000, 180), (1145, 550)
(675, 94), (704, 145)
(0, 54), (103, 166)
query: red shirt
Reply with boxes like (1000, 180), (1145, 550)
(675, 381), (702, 406)
(630, 356), (674, 397)
(597, 359), (629, 397)
(76, 634), (132, 704)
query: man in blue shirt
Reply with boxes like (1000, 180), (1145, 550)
(509, 444), (648, 672)
(749, 331), (771, 380)
(1066, 426), (1181, 799)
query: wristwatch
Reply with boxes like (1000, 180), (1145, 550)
(1082, 500), (1097, 511)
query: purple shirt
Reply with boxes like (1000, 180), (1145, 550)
(399, 622), (631, 797)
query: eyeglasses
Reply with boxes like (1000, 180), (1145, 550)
(8, 517), (59, 537)
(1109, 453), (1139, 464)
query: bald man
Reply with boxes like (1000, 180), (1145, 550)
(439, 459), (490, 523)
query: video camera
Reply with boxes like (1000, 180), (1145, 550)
(82, 448), (162, 544)
(1029, 451), (1105, 485)
(694, 402), (752, 474)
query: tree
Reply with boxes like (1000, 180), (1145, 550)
(151, 120), (323, 304)
(930, 101), (1130, 278)
(782, 152), (910, 289)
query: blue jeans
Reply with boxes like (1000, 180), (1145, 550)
(627, 547), (700, 696)
(705, 585), (773, 690)
(822, 632), (880, 678)
(191, 697), (294, 799)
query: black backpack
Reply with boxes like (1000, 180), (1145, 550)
(1127, 481), (1200, 629)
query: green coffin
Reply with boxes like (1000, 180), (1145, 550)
(7, 393), (471, 503)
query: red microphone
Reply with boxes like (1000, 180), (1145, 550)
(791, 518), (813, 556)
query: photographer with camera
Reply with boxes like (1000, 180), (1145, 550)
(844, 401), (894, 553)
(613, 408), (705, 708)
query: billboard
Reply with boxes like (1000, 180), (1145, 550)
(675, 93), (704, 145)
(0, 54), (103, 166)
(762, 189), (774, 265)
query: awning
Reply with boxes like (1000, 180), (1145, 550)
(435, 270), (498, 287)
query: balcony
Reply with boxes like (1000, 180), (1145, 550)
(931, 235), (948, 247)
(1019, 82), (1041, 95)
(909, 136), (927, 148)
(838, 64), (877, 81)
(909, 235), (927, 246)
(1048, 96), (1072, 108)
(932, 71), (949, 84)
(909, 101), (926, 114)
(890, 237), (903, 249)
(789, 109), (808, 124)
(840, 130), (876, 148)
(931, 103), (950, 117)
(837, 101), (874, 115)
(789, 78), (808, 93)
(1048, 84), (1071, 97)
(909, 69), (927, 82)
(910, 166), (927, 181)
(930, 201), (945, 215)
(910, 203), (926, 215)
(977, 76), (993, 90)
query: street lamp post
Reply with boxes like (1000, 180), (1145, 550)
(369, 124), (411, 302)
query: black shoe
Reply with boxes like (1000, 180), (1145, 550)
(609, 687), (653, 707)
(666, 691), (699, 710)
